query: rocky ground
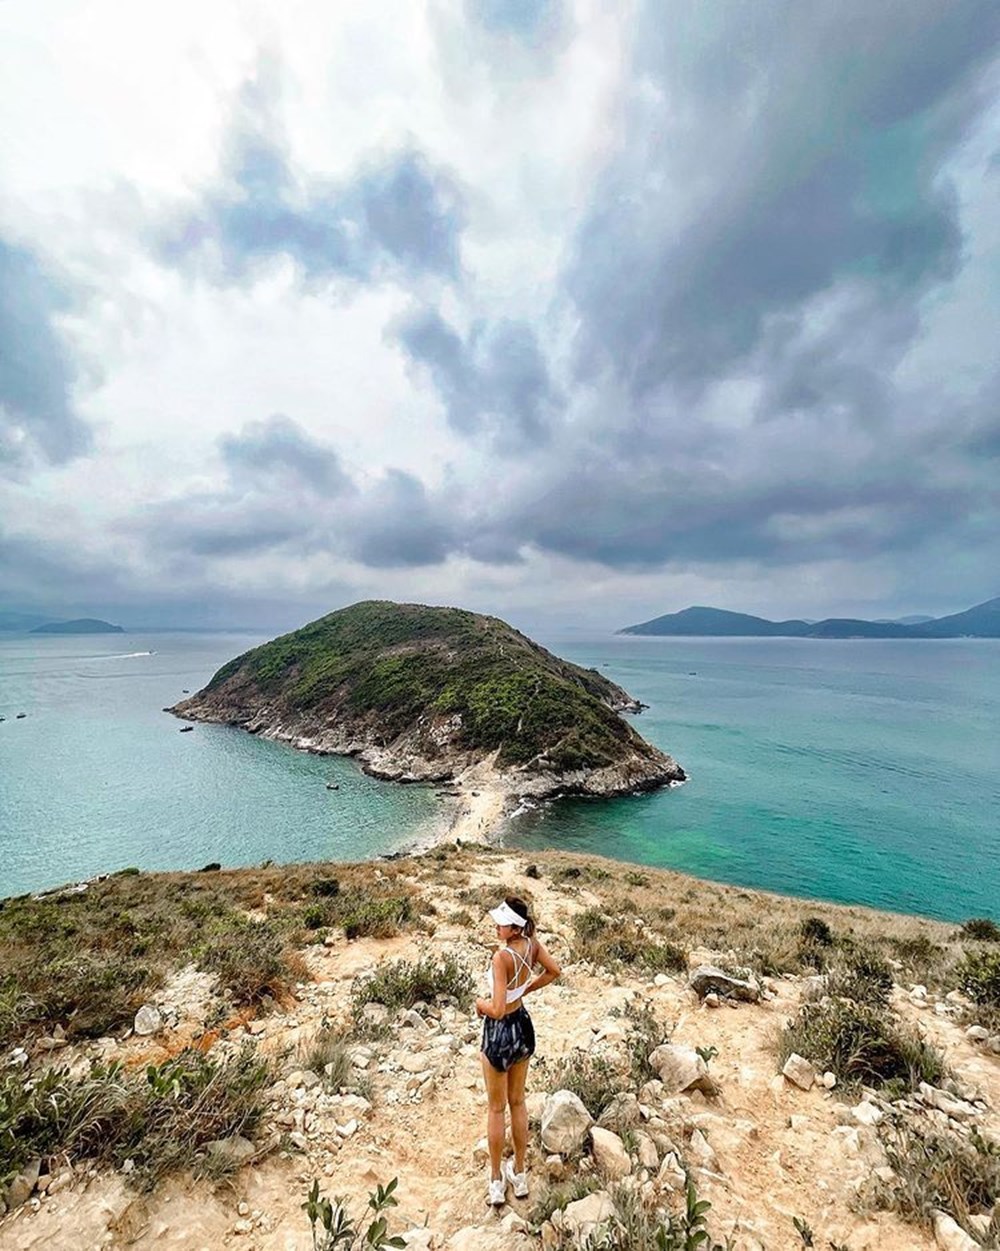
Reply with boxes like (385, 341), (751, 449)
(2, 849), (998, 1251)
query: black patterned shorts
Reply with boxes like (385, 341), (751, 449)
(481, 1005), (535, 1073)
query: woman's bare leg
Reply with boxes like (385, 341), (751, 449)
(506, 1058), (530, 1173)
(481, 1055), (508, 1180)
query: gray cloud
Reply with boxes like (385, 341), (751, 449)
(219, 414), (353, 494)
(568, 0), (999, 398)
(391, 305), (561, 448)
(134, 417), (460, 572)
(0, 239), (91, 473)
(162, 71), (463, 286)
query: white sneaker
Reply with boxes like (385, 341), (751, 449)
(487, 1176), (506, 1207)
(504, 1158), (529, 1199)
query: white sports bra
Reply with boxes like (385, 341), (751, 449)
(486, 938), (535, 1005)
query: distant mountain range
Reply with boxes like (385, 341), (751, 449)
(620, 597), (1000, 638)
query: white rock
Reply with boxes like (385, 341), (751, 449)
(541, 1090), (593, 1154)
(133, 1004), (162, 1036)
(965, 1025), (989, 1042)
(657, 1151), (686, 1191)
(635, 1131), (659, 1170)
(851, 1102), (883, 1127)
(919, 1083), (979, 1121)
(401, 1229), (441, 1250)
(559, 1191), (615, 1239)
(821, 1071), (837, 1089)
(688, 1128), (717, 1169)
(932, 1210), (979, 1251)
(590, 1126), (631, 1179)
(648, 1044), (715, 1095)
(781, 1053), (816, 1091)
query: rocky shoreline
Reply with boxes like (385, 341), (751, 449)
(168, 697), (686, 806)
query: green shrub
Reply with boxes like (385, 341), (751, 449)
(823, 944), (895, 1008)
(341, 896), (412, 940)
(571, 906), (684, 974)
(957, 948), (1000, 1006)
(303, 1175), (406, 1250)
(350, 955), (473, 1022)
(875, 1117), (1000, 1238)
(303, 904), (330, 931)
(960, 918), (1000, 942)
(197, 920), (294, 1004)
(536, 1050), (630, 1120)
(800, 917), (834, 946)
(310, 878), (341, 898)
(0, 1046), (271, 1191)
(779, 999), (944, 1092)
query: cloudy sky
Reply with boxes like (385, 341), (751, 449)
(2, 0), (998, 631)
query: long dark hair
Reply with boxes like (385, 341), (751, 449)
(506, 896), (535, 938)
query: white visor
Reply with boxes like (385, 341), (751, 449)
(489, 901), (527, 928)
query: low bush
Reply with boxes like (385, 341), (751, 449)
(960, 918), (1000, 942)
(197, 919), (297, 1005)
(350, 954), (473, 1023)
(0, 1045), (271, 1192)
(874, 1117), (1000, 1239)
(310, 878), (341, 898)
(341, 896), (413, 940)
(779, 999), (945, 1093)
(957, 948), (1000, 1007)
(536, 1050), (630, 1120)
(824, 944), (895, 1008)
(571, 908), (685, 975)
(800, 917), (834, 947)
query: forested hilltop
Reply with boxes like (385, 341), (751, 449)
(171, 601), (684, 796)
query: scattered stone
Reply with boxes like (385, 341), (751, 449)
(541, 1090), (593, 1154)
(704, 992), (721, 1008)
(401, 1229), (441, 1249)
(233, 1218), (254, 1235)
(237, 1202), (250, 1216)
(851, 1101), (883, 1127)
(689, 964), (760, 1003)
(688, 1128), (718, 1170)
(590, 1126), (632, 1179)
(782, 1053), (816, 1091)
(205, 1136), (256, 1166)
(361, 1003), (390, 1028)
(821, 1071), (837, 1089)
(919, 1083), (979, 1121)
(596, 1092), (641, 1133)
(657, 1151), (686, 1191)
(648, 1044), (717, 1095)
(635, 1131), (659, 1171)
(964, 1025), (989, 1042)
(932, 1210), (979, 1251)
(555, 1190), (615, 1240)
(133, 1004), (163, 1035)
(5, 1158), (41, 1210)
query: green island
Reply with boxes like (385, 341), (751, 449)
(171, 600), (684, 795)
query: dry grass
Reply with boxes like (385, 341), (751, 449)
(0, 860), (421, 1048)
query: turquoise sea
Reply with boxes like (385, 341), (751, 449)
(0, 630), (996, 921)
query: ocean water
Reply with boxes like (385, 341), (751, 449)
(0, 630), (996, 921)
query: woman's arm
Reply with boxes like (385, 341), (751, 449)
(520, 938), (561, 998)
(475, 950), (511, 1019)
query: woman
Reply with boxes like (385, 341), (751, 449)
(475, 895), (561, 1206)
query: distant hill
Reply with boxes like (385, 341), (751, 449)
(915, 597), (1000, 638)
(30, 618), (124, 635)
(0, 612), (61, 632)
(621, 598), (1000, 638)
(621, 606), (810, 637)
